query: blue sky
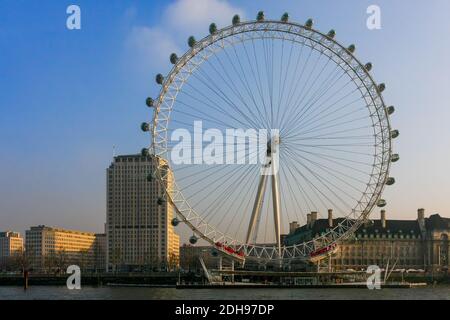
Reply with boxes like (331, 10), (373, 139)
(1, 0), (450, 239)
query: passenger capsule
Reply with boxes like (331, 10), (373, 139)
(391, 154), (400, 162)
(347, 44), (356, 53)
(170, 53), (178, 64)
(211, 250), (219, 257)
(386, 105), (395, 115)
(141, 148), (149, 157)
(171, 218), (180, 227)
(157, 197), (165, 205)
(365, 63), (372, 71)
(327, 29), (336, 38)
(189, 235), (198, 244)
(377, 199), (387, 207)
(141, 122), (150, 132)
(378, 83), (386, 93)
(257, 11), (265, 21)
(305, 19), (313, 29)
(232, 14), (240, 25)
(386, 177), (396, 186)
(156, 74), (164, 85)
(209, 23), (217, 35)
(281, 12), (289, 22)
(188, 36), (196, 48)
(146, 173), (154, 182)
(146, 97), (154, 107)
(390, 130), (399, 139)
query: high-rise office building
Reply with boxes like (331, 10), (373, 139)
(106, 154), (179, 272)
(0, 231), (24, 267)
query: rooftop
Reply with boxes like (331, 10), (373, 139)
(27, 225), (98, 236)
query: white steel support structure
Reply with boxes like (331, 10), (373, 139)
(246, 136), (282, 258)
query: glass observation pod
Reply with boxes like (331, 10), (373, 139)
(146, 97), (154, 107)
(156, 73), (164, 85)
(377, 199), (387, 207)
(281, 13), (289, 23)
(232, 14), (240, 25)
(386, 106), (395, 115)
(189, 235), (198, 244)
(327, 29), (336, 38)
(188, 36), (196, 48)
(171, 218), (180, 227)
(257, 11), (265, 21)
(170, 53), (178, 65)
(386, 177), (396, 185)
(141, 122), (150, 132)
(390, 130), (400, 139)
(391, 154), (400, 162)
(141, 148), (149, 157)
(209, 23), (218, 35)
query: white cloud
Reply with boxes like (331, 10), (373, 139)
(165, 0), (244, 34)
(125, 26), (181, 71)
(125, 0), (244, 71)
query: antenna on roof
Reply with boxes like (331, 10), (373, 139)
(112, 145), (116, 158)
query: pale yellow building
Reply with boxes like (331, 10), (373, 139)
(106, 154), (179, 272)
(0, 231), (24, 268)
(25, 226), (105, 272)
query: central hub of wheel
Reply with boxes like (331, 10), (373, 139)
(266, 134), (280, 156)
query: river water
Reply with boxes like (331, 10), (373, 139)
(1, 286), (450, 300)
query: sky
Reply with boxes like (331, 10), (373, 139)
(1, 0), (450, 241)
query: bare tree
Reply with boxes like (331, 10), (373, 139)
(55, 249), (68, 275)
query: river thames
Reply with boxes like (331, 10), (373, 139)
(1, 286), (450, 300)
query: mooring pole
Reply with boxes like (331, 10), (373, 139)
(23, 270), (29, 290)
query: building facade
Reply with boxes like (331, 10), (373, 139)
(0, 231), (24, 269)
(106, 154), (179, 272)
(25, 226), (105, 272)
(94, 233), (107, 272)
(285, 208), (450, 272)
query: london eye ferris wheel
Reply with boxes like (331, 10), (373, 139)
(141, 11), (399, 263)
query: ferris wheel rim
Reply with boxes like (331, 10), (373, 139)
(151, 19), (393, 261)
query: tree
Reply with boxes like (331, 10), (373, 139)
(55, 249), (68, 274)
(168, 252), (179, 272)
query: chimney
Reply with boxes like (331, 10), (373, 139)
(380, 209), (386, 228)
(417, 208), (426, 234)
(328, 209), (333, 228)
(418, 208), (425, 221)
(289, 221), (299, 234)
(306, 214), (311, 228)
(310, 211), (318, 226)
